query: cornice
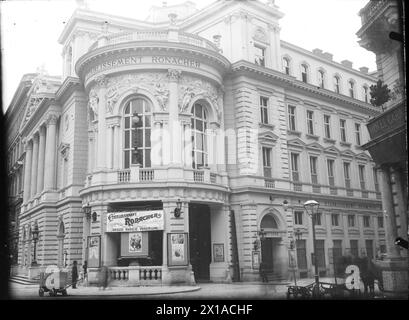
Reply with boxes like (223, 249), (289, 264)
(75, 41), (231, 80)
(230, 60), (381, 117)
(55, 76), (83, 103)
(280, 40), (377, 81)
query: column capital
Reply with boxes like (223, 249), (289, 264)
(167, 69), (182, 82)
(38, 125), (46, 137)
(24, 139), (33, 150)
(46, 114), (59, 126)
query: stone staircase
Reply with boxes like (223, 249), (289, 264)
(9, 275), (39, 286)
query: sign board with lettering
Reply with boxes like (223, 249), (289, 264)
(85, 55), (201, 81)
(106, 210), (164, 232)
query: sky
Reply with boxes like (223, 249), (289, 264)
(0, 0), (375, 112)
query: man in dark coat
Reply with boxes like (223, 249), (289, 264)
(72, 260), (78, 289)
(259, 261), (268, 283)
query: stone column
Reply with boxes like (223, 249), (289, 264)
(107, 124), (114, 169)
(23, 140), (33, 203)
(36, 126), (46, 194)
(184, 123), (192, 168)
(94, 127), (99, 170)
(152, 121), (162, 166)
(30, 134), (39, 198)
(162, 121), (171, 166)
(113, 124), (120, 169)
(96, 85), (107, 169)
(167, 69), (181, 165)
(379, 166), (400, 258)
(87, 130), (94, 173)
(44, 115), (58, 190)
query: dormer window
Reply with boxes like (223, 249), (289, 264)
(318, 70), (325, 88)
(283, 57), (290, 75)
(254, 45), (265, 67)
(348, 80), (355, 98)
(334, 75), (340, 93)
(301, 64), (308, 83)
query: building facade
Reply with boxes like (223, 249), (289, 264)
(7, 0), (385, 285)
(357, 0), (407, 294)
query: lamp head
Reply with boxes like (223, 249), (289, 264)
(303, 199), (319, 216)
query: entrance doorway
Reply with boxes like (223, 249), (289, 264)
(189, 203), (211, 282)
(261, 238), (274, 272)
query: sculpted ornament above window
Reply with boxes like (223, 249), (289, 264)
(23, 97), (44, 125)
(178, 76), (223, 121)
(253, 27), (268, 43)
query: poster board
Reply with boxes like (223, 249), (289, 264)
(88, 235), (101, 268)
(213, 243), (225, 262)
(252, 251), (260, 270)
(120, 232), (149, 257)
(167, 233), (189, 266)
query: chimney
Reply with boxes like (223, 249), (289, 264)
(312, 48), (323, 55)
(341, 60), (353, 68)
(359, 66), (369, 74)
(322, 52), (333, 61)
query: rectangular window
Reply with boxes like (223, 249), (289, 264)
(316, 240), (326, 268)
(373, 168), (379, 192)
(315, 212), (322, 226)
(355, 123), (361, 145)
(350, 240), (359, 257)
(340, 119), (347, 142)
(331, 214), (339, 226)
(296, 240), (307, 269)
(343, 162), (351, 189)
(378, 216), (384, 228)
(324, 115), (331, 139)
(333, 240), (343, 273)
(363, 215), (371, 228)
(288, 105), (296, 131)
(310, 156), (318, 184)
(359, 165), (366, 189)
(291, 153), (299, 181)
(307, 110), (314, 135)
(365, 240), (374, 259)
(348, 215), (355, 227)
(260, 96), (269, 124)
(254, 45), (265, 67)
(327, 159), (335, 186)
(262, 147), (272, 177)
(294, 211), (303, 225)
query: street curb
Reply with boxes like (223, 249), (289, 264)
(67, 286), (202, 297)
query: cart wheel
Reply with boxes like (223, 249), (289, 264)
(39, 288), (44, 297)
(62, 289), (67, 296)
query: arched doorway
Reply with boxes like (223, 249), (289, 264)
(57, 221), (65, 267)
(259, 214), (280, 274)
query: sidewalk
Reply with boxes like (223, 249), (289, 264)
(68, 284), (201, 297)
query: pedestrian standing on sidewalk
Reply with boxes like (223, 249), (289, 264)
(259, 261), (268, 283)
(72, 260), (78, 289)
(82, 261), (88, 286)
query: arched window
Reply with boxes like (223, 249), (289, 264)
(348, 80), (355, 98)
(123, 97), (152, 168)
(301, 64), (308, 83)
(283, 57), (290, 75)
(334, 75), (341, 93)
(260, 214), (278, 229)
(318, 69), (325, 88)
(191, 102), (208, 169)
(363, 85), (369, 103)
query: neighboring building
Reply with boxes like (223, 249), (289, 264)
(7, 0), (384, 285)
(357, 0), (408, 294)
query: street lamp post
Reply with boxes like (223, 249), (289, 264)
(304, 199), (320, 298)
(31, 223), (39, 266)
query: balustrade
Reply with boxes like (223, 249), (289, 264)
(118, 170), (131, 183)
(193, 170), (204, 182)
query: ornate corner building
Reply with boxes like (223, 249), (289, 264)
(357, 0), (408, 294)
(7, 0), (387, 285)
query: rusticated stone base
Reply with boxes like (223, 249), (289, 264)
(377, 258), (408, 297)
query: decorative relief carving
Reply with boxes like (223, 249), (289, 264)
(46, 114), (59, 126)
(253, 27), (268, 43)
(167, 69), (182, 82)
(23, 97), (44, 124)
(102, 73), (170, 112)
(95, 74), (109, 87)
(178, 76), (224, 121)
(59, 143), (70, 160)
(88, 89), (99, 119)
